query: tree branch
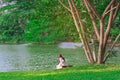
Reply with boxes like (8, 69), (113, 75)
(58, 0), (71, 12)
(102, 0), (115, 19)
(85, 0), (101, 20)
(103, 34), (120, 63)
(71, 0), (95, 63)
(105, 6), (117, 15)
(104, 4), (114, 47)
(103, 4), (116, 63)
(84, 0), (100, 41)
(113, 3), (120, 20)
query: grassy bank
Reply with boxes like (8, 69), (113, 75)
(0, 64), (120, 80)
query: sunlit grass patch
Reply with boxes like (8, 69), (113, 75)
(0, 64), (120, 80)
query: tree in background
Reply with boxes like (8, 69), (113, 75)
(58, 0), (120, 64)
(0, 0), (30, 42)
(0, 0), (80, 43)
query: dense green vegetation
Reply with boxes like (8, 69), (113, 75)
(0, 0), (79, 43)
(0, 0), (119, 43)
(0, 64), (120, 80)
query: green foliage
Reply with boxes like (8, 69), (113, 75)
(111, 27), (120, 39)
(0, 9), (27, 42)
(0, 0), (33, 42)
(0, 0), (81, 43)
(54, 9), (80, 42)
(90, 0), (111, 15)
(0, 0), (119, 43)
(110, 13), (120, 40)
(24, 18), (53, 43)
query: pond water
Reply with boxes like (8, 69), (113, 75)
(0, 43), (87, 72)
(0, 44), (54, 72)
(0, 43), (119, 72)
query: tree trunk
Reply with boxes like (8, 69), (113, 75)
(67, 0), (95, 63)
(58, 0), (120, 64)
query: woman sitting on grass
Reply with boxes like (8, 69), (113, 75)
(56, 54), (66, 69)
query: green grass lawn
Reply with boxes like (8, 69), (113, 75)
(0, 64), (120, 80)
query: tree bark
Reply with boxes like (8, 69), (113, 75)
(67, 0), (95, 63)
